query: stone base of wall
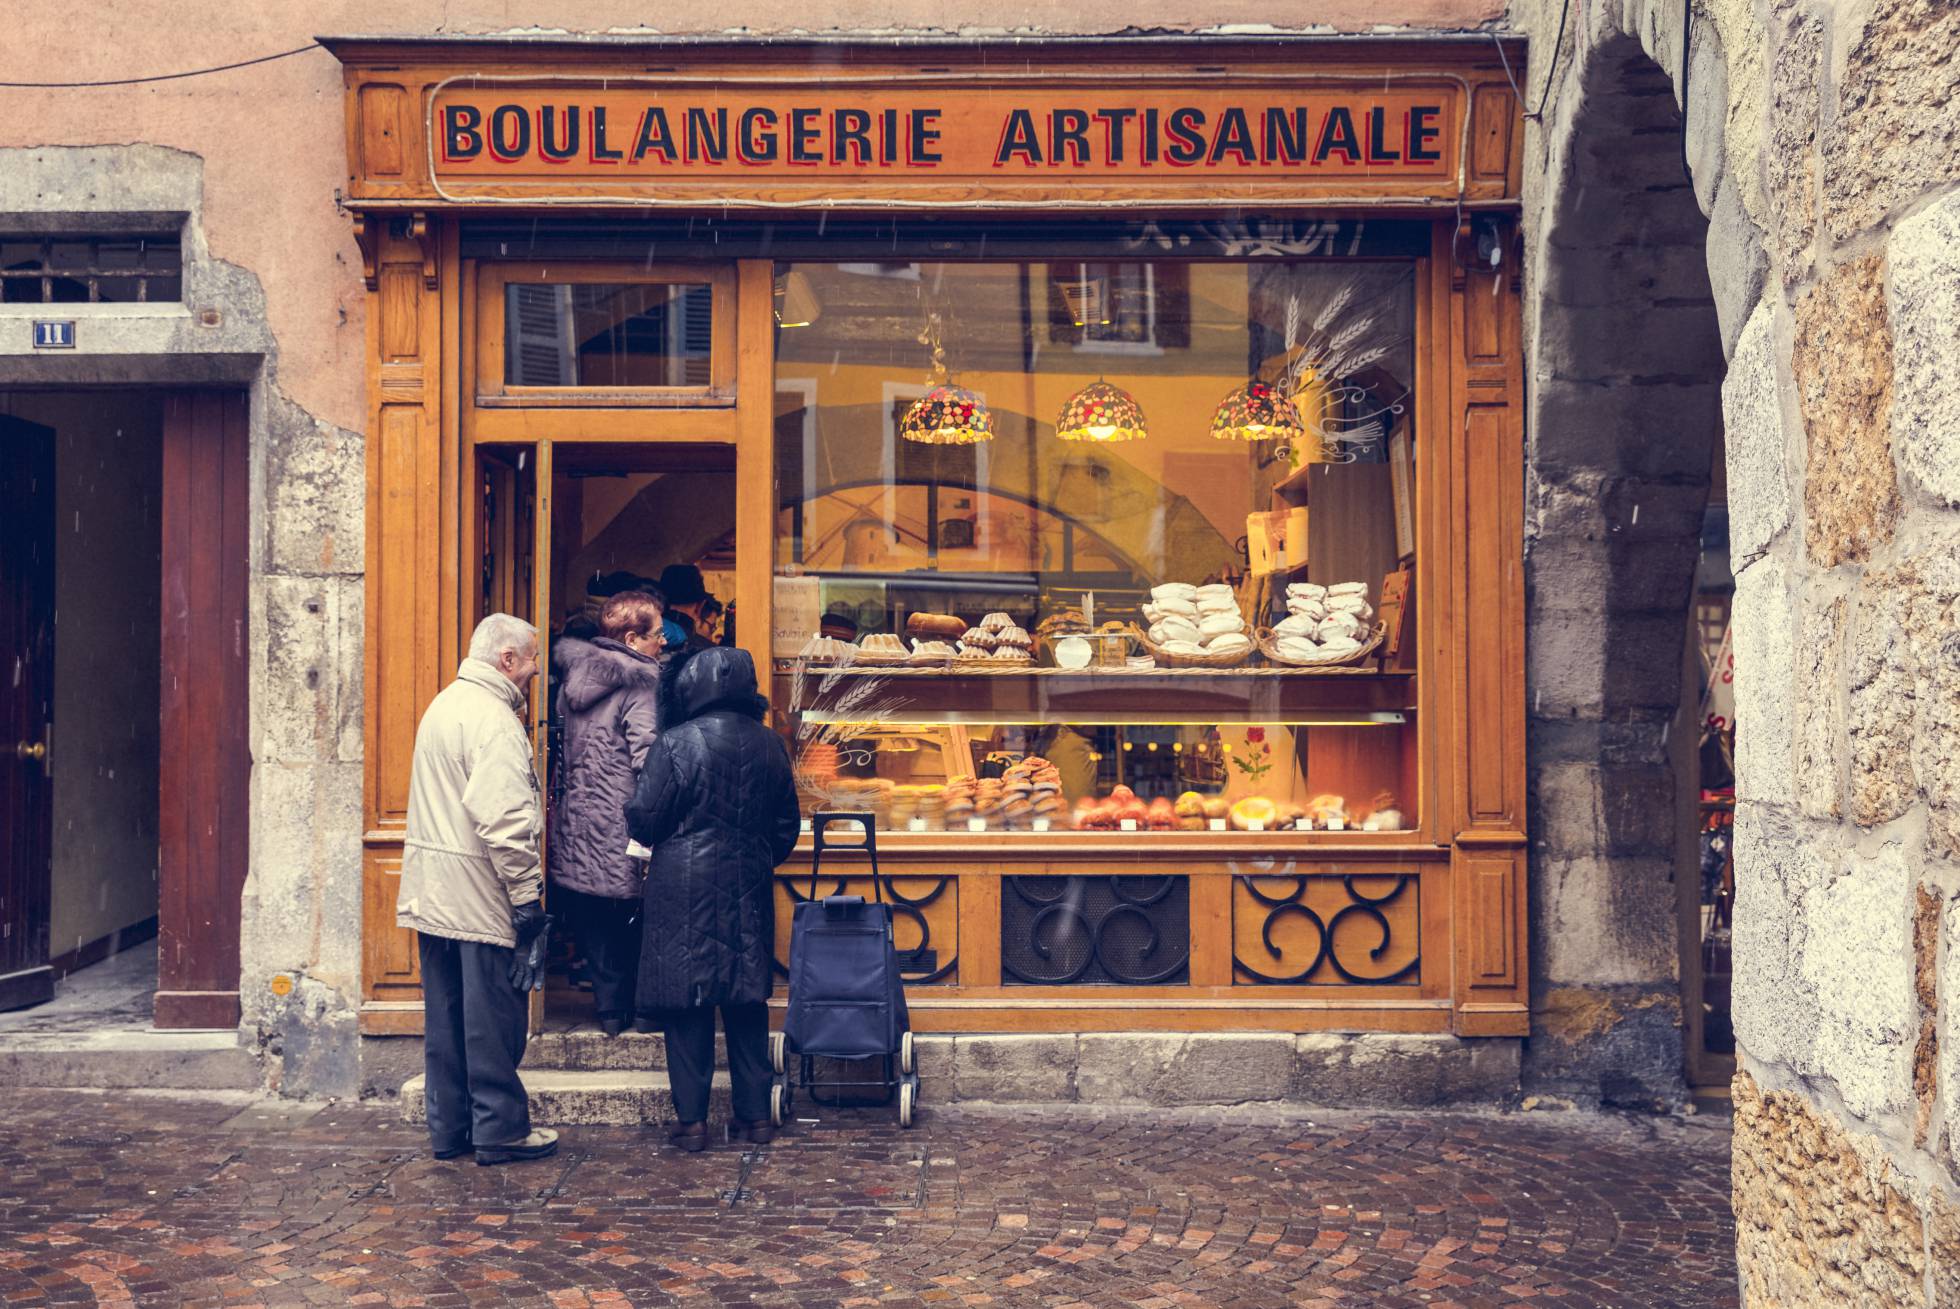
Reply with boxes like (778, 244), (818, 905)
(1733, 1070), (1960, 1306)
(376, 1030), (1522, 1113)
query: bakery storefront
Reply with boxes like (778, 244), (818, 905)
(334, 37), (1527, 1042)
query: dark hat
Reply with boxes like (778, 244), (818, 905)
(657, 563), (708, 606)
(588, 569), (642, 599)
(819, 609), (860, 637)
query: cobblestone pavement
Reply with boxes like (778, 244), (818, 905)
(0, 1089), (1735, 1308)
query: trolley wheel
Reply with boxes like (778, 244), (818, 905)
(898, 1030), (915, 1075)
(770, 1077), (789, 1128)
(769, 1031), (787, 1075)
(897, 1075), (919, 1129)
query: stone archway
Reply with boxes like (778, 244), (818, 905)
(1520, 32), (1728, 1109)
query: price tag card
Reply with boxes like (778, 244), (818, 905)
(1296, 818), (1314, 831)
(800, 819), (812, 833)
(967, 818), (988, 833)
(1248, 819), (1266, 832)
(1032, 818), (1051, 833)
(907, 817), (927, 833)
(1208, 818), (1228, 832)
(1119, 818), (1139, 832)
(1327, 818), (1346, 831)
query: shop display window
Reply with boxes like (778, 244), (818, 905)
(770, 257), (1422, 838)
(503, 281), (714, 387)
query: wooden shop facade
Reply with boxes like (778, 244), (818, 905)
(330, 36), (1529, 1040)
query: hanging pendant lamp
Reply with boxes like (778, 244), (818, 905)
(900, 310), (994, 445)
(1055, 379), (1148, 443)
(1210, 378), (1307, 444)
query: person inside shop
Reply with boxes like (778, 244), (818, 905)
(656, 563), (717, 655)
(395, 612), (558, 1166)
(818, 609), (860, 644)
(627, 644), (801, 1152)
(547, 589), (665, 1039)
(697, 595), (726, 645)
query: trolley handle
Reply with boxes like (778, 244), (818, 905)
(807, 810), (883, 904)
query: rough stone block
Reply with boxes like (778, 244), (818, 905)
(1523, 985), (1685, 1110)
(951, 1035), (1076, 1103)
(1292, 1034), (1518, 1107)
(1730, 803), (1829, 1071)
(0, 1030), (260, 1092)
(1074, 1033), (1292, 1106)
(1705, 176), (1769, 358)
(1764, 16), (1821, 278)
(1732, 1072), (1928, 1305)
(1534, 301), (1727, 384)
(1533, 761), (1679, 857)
(1731, 555), (1796, 808)
(1793, 254), (1900, 567)
(1888, 192), (1960, 508)
(1528, 378), (1721, 482)
(334, 576), (364, 765)
(1794, 590), (1845, 821)
(1801, 843), (1915, 1121)
(1535, 855), (1681, 985)
(1721, 301), (1793, 565)
(399, 1070), (727, 1127)
(1820, 0), (1960, 241)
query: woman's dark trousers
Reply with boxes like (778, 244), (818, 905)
(561, 888), (642, 1022)
(662, 1002), (771, 1124)
(417, 933), (531, 1153)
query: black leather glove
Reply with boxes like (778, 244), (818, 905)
(508, 900), (552, 992)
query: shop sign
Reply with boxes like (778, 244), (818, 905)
(430, 86), (1457, 188)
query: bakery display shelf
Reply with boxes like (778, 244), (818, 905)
(773, 660), (1390, 679)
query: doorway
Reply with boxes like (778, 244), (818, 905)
(466, 438), (739, 1032)
(0, 389), (249, 1030)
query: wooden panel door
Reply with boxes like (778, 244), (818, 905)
(0, 416), (55, 1012)
(156, 391), (251, 1030)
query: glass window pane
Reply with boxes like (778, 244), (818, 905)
(771, 257), (1420, 838)
(504, 281), (714, 387)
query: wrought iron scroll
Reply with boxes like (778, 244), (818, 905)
(1001, 875), (1190, 986)
(776, 874), (958, 985)
(1234, 873), (1420, 985)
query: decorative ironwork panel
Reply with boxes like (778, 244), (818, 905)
(1233, 872), (1420, 985)
(1002, 875), (1189, 986)
(774, 875), (958, 985)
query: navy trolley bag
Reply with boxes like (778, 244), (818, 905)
(768, 812), (919, 1128)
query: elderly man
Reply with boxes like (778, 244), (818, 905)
(396, 613), (558, 1166)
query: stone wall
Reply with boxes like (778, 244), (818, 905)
(1510, 0), (1960, 1296)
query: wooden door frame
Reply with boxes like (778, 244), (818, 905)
(156, 390), (252, 1029)
(0, 415), (56, 1013)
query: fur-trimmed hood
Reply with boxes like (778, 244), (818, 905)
(553, 636), (662, 714)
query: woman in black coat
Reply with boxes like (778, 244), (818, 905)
(626, 645), (800, 1150)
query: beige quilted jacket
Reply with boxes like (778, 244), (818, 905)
(395, 658), (543, 947)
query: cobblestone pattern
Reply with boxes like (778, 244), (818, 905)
(0, 1090), (1736, 1308)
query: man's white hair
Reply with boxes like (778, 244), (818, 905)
(468, 612), (538, 663)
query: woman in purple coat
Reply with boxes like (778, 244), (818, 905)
(548, 590), (665, 1036)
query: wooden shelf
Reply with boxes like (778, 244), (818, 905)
(773, 663), (1414, 722)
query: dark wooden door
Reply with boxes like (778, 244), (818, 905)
(156, 392), (251, 1029)
(0, 416), (55, 1012)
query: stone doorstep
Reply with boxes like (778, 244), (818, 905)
(0, 1028), (261, 1091)
(399, 1070), (733, 1127)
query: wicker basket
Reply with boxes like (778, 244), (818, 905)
(1255, 623), (1385, 668)
(1129, 624), (1256, 669)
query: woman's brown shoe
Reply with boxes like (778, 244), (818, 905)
(732, 1118), (776, 1146)
(667, 1121), (707, 1153)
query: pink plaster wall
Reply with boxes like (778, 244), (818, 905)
(0, 3), (1503, 432)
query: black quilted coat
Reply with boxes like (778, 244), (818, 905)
(627, 646), (800, 1014)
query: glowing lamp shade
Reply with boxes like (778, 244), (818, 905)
(1210, 379), (1307, 444)
(899, 383), (995, 445)
(1055, 379), (1148, 443)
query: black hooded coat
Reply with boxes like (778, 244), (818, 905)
(627, 646), (801, 1013)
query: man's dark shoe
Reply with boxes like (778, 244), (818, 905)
(432, 1141), (473, 1160)
(667, 1121), (707, 1153)
(732, 1118), (776, 1146)
(599, 1016), (624, 1038)
(475, 1128), (559, 1166)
